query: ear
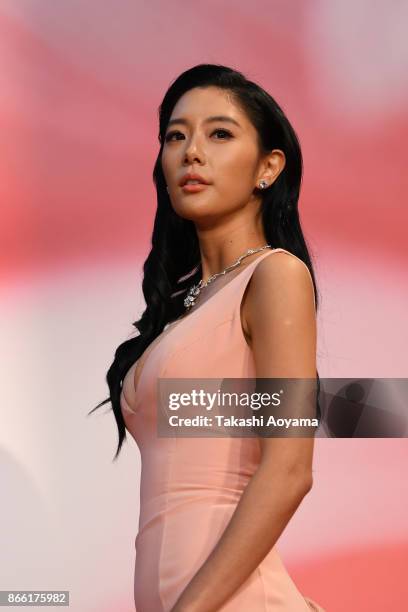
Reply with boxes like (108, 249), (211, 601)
(257, 149), (286, 186)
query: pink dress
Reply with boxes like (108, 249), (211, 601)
(120, 248), (325, 612)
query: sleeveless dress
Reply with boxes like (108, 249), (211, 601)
(120, 248), (325, 612)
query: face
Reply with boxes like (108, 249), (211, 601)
(161, 86), (277, 223)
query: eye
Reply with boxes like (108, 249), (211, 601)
(212, 128), (232, 139)
(165, 130), (184, 142)
(164, 128), (233, 142)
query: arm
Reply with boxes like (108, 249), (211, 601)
(170, 253), (317, 612)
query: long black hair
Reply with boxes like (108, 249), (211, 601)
(89, 63), (321, 460)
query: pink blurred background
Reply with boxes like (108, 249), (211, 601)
(1, 1), (407, 610)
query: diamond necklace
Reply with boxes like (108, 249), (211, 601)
(183, 244), (272, 310)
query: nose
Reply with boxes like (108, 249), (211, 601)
(183, 136), (205, 165)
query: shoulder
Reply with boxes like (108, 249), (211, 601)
(252, 250), (314, 300)
(241, 250), (316, 341)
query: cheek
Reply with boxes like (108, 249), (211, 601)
(160, 159), (168, 181)
(216, 155), (256, 193)
(161, 149), (175, 180)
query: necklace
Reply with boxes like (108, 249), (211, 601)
(184, 244), (272, 310)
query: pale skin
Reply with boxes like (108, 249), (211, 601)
(161, 86), (317, 612)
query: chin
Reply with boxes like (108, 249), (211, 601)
(173, 200), (220, 220)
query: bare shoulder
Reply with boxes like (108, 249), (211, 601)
(241, 250), (316, 344)
(254, 249), (312, 280)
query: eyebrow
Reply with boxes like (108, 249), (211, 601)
(167, 115), (242, 129)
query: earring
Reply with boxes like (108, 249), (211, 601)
(258, 180), (268, 189)
(166, 185), (169, 193)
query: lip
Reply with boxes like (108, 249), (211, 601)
(181, 183), (209, 193)
(179, 172), (210, 187)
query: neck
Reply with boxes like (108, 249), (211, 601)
(195, 209), (267, 280)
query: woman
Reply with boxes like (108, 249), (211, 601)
(91, 64), (325, 611)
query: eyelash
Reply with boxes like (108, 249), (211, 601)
(164, 128), (233, 142)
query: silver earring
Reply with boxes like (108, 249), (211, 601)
(258, 180), (268, 189)
(166, 185), (169, 193)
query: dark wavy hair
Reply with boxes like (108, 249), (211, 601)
(89, 63), (321, 460)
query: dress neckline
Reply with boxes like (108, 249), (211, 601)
(126, 248), (277, 407)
